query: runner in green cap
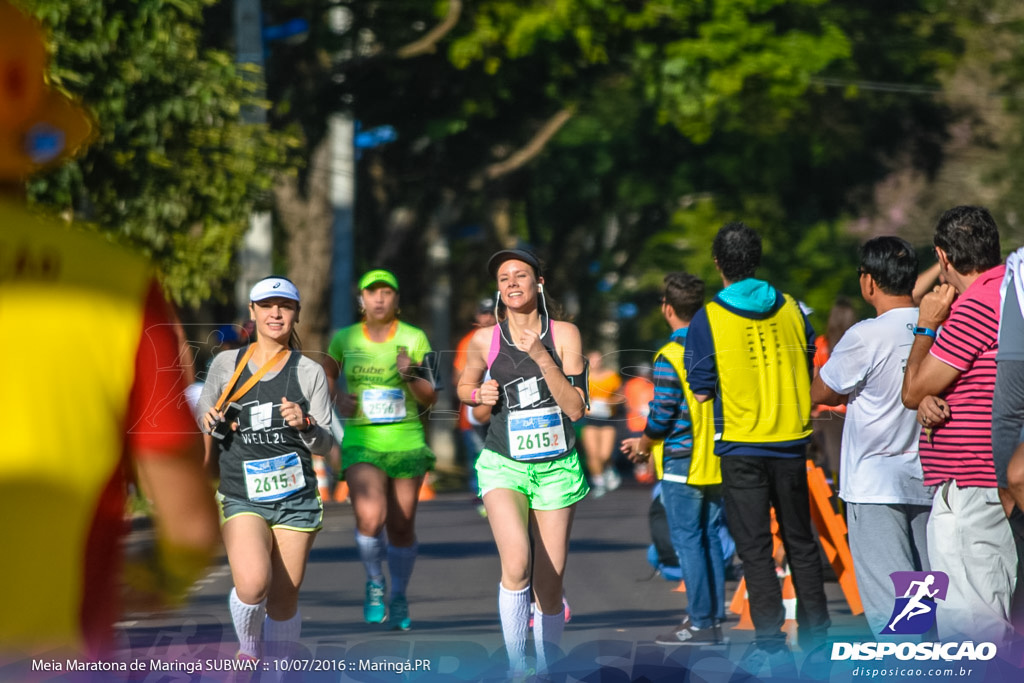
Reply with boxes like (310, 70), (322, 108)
(323, 269), (436, 630)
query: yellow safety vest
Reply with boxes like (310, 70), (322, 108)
(703, 294), (812, 444)
(651, 340), (721, 486)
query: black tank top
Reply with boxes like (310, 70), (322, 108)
(483, 320), (576, 462)
(217, 350), (317, 502)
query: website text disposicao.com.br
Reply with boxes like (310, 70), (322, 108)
(851, 664), (979, 678)
(833, 640), (996, 679)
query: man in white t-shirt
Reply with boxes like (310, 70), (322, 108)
(811, 236), (934, 637)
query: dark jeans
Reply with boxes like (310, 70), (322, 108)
(720, 454), (831, 651)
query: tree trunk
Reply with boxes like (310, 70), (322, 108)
(274, 137), (334, 356)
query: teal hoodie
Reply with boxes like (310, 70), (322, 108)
(718, 278), (779, 314)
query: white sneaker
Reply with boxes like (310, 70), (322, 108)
(606, 468), (622, 492)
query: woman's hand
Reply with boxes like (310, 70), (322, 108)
(519, 328), (547, 361)
(280, 396), (313, 431)
(476, 379), (500, 406)
(202, 407), (236, 435)
(396, 345), (417, 381)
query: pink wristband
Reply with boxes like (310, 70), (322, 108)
(471, 388), (479, 403)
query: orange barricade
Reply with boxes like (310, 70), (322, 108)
(806, 461), (863, 615)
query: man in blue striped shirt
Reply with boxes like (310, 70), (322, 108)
(622, 272), (727, 646)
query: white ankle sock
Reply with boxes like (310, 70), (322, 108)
(498, 584), (531, 673)
(229, 588), (266, 657)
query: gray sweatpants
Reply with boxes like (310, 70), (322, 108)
(847, 502), (930, 638)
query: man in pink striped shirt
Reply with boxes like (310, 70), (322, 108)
(902, 205), (1015, 645)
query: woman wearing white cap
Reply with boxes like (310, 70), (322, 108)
(457, 250), (589, 679)
(197, 276), (333, 661)
(322, 269), (438, 631)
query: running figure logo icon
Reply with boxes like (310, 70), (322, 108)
(881, 571), (949, 635)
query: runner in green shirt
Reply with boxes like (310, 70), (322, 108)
(323, 269), (437, 631)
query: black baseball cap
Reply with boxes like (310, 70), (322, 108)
(487, 248), (542, 278)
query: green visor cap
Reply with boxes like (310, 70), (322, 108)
(358, 269), (399, 291)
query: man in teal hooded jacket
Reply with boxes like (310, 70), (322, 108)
(683, 222), (829, 672)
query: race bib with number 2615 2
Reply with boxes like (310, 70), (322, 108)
(507, 406), (566, 461)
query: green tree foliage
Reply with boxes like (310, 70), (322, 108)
(24, 0), (296, 306)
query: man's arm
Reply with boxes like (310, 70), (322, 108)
(810, 374), (848, 406)
(127, 282), (219, 601)
(683, 310), (717, 403)
(902, 284), (960, 409)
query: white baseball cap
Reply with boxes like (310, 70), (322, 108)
(249, 277), (300, 303)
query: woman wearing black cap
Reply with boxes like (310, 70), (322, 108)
(457, 250), (589, 679)
(197, 276), (334, 662)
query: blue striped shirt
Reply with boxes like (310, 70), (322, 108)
(643, 328), (693, 457)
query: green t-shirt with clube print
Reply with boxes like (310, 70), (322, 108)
(327, 321), (432, 451)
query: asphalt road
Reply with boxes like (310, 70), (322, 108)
(82, 479), (884, 682)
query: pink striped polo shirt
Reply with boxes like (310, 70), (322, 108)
(919, 264), (1004, 487)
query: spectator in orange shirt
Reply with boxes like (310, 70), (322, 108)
(811, 298), (858, 483)
(622, 364), (655, 483)
(582, 351), (625, 496)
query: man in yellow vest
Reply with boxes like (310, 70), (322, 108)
(682, 223), (829, 672)
(0, 2), (218, 656)
(622, 272), (727, 646)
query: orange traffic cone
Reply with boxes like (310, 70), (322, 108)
(730, 578), (754, 630)
(673, 580), (687, 593)
(313, 456), (331, 502)
(418, 475), (436, 501)
(333, 480), (349, 503)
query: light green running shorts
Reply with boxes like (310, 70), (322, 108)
(475, 448), (590, 510)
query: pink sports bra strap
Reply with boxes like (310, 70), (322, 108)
(487, 325), (501, 368)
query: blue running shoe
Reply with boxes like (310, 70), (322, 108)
(364, 580), (386, 623)
(389, 594), (411, 630)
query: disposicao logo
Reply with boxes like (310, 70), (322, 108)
(830, 570), (997, 663)
(881, 571), (948, 635)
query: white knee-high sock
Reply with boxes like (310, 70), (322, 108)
(229, 588), (266, 657)
(498, 584), (531, 674)
(533, 606), (565, 673)
(263, 610), (302, 659)
(355, 530), (387, 582)
(264, 610), (302, 645)
(388, 543), (417, 597)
